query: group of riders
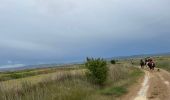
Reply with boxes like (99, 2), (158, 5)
(140, 57), (156, 70)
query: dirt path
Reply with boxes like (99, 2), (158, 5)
(147, 69), (170, 100)
(134, 70), (150, 100)
(122, 68), (170, 100)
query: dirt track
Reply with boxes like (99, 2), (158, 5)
(122, 68), (170, 100)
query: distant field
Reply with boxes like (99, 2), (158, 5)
(0, 64), (83, 82)
(0, 55), (169, 100)
(119, 56), (170, 72)
(0, 61), (143, 100)
(154, 56), (170, 71)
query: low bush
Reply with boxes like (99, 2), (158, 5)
(85, 58), (108, 85)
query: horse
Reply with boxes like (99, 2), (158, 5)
(140, 59), (145, 69)
(144, 58), (149, 67)
(147, 61), (155, 70)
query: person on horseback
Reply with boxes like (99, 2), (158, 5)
(147, 57), (156, 70)
(145, 57), (150, 67)
(140, 59), (145, 69)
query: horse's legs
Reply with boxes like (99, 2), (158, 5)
(153, 66), (155, 70)
(141, 65), (143, 69)
(141, 65), (144, 69)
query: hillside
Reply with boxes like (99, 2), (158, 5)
(0, 60), (143, 100)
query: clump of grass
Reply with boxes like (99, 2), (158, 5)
(100, 65), (143, 97)
(108, 65), (128, 83)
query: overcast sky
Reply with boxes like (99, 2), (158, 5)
(0, 0), (170, 65)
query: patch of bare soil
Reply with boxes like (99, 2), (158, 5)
(147, 69), (170, 100)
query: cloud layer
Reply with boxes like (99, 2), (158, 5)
(0, 0), (170, 65)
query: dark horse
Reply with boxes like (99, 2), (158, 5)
(147, 61), (155, 70)
(140, 59), (145, 69)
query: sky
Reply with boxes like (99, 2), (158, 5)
(0, 0), (170, 66)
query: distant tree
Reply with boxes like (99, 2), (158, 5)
(85, 57), (108, 85)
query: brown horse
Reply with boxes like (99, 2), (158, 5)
(147, 61), (155, 70)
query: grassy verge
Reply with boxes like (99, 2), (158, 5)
(100, 66), (143, 97)
(154, 56), (170, 71)
(0, 64), (143, 100)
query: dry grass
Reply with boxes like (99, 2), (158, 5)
(0, 64), (143, 100)
(0, 66), (81, 81)
(154, 56), (170, 71)
(0, 69), (85, 91)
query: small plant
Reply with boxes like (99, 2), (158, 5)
(85, 57), (108, 85)
(110, 59), (116, 64)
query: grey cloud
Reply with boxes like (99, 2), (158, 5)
(0, 0), (170, 64)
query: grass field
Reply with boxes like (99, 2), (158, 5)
(154, 56), (170, 71)
(120, 56), (170, 72)
(0, 55), (169, 100)
(2, 55), (170, 100)
(0, 65), (82, 81)
(0, 61), (143, 100)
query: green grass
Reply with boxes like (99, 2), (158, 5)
(100, 66), (143, 97)
(101, 86), (127, 96)
(0, 66), (80, 81)
(152, 56), (170, 71)
(157, 61), (170, 71)
(0, 63), (143, 100)
(118, 56), (170, 72)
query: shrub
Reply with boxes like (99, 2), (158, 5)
(110, 59), (116, 64)
(85, 57), (108, 85)
(10, 73), (23, 79)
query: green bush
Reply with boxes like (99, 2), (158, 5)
(85, 57), (108, 85)
(110, 59), (116, 64)
(10, 73), (23, 79)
